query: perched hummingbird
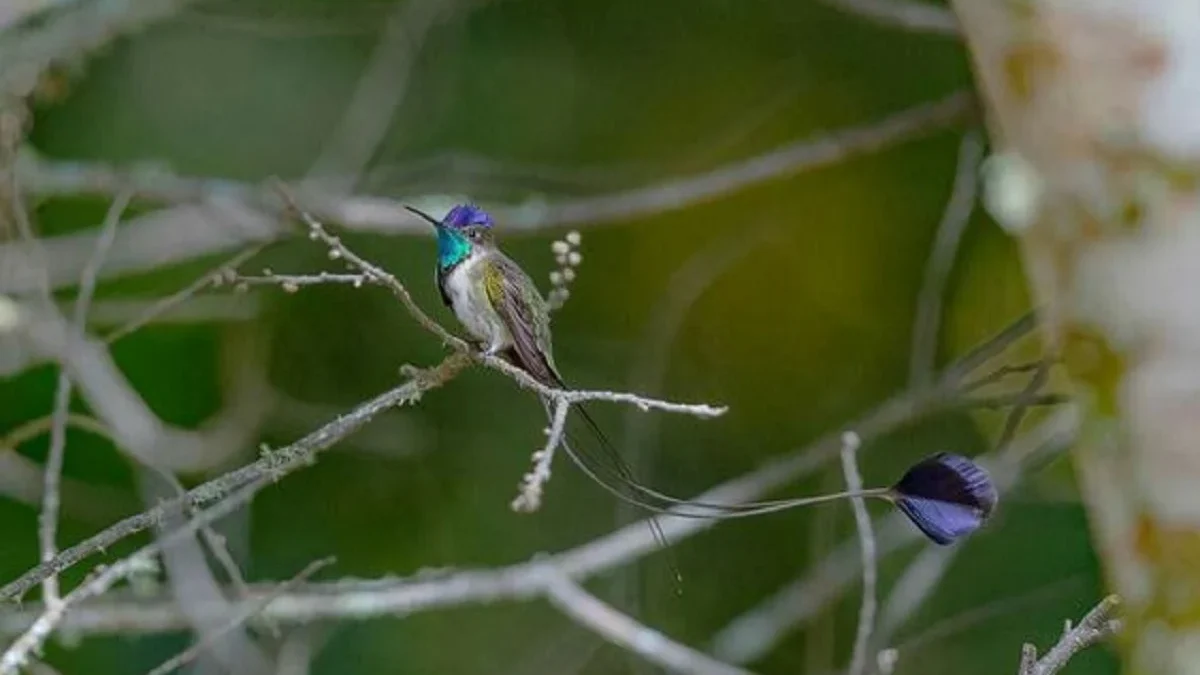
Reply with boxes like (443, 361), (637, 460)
(415, 203), (560, 377)
(404, 203), (999, 548)
(404, 203), (667, 501)
(405, 202), (732, 512)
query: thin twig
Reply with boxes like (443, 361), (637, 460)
(0, 0), (204, 100)
(2, 461), (287, 673)
(273, 181), (462, 347)
(0, 314), (1045, 638)
(0, 353), (470, 603)
(1, 192), (716, 606)
(234, 271), (372, 292)
(960, 360), (1046, 393)
(38, 191), (130, 605)
(956, 393), (1066, 410)
(815, 0), (959, 36)
(0, 405), (926, 636)
(996, 360), (1052, 451)
(873, 543), (959, 650)
(3, 414), (112, 450)
(140, 466), (272, 675)
(17, 302), (262, 474)
(302, 0), (448, 192)
(6, 93), (971, 294)
(275, 183), (728, 420)
(839, 432), (875, 675)
(909, 130), (984, 389)
(512, 399), (571, 513)
(103, 244), (266, 344)
(0, 410), (1070, 644)
(1017, 596), (1121, 675)
(709, 404), (1076, 665)
(144, 558), (334, 675)
(880, 549), (957, 637)
(542, 571), (756, 675)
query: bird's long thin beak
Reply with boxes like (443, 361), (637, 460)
(404, 205), (442, 228)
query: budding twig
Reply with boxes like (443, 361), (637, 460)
(511, 399), (571, 513)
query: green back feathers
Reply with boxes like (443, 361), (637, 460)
(483, 253), (559, 385)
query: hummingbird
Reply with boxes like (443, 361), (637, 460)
(403, 202), (696, 581)
(404, 203), (999, 548)
(404, 202), (733, 517)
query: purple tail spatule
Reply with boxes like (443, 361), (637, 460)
(890, 452), (998, 545)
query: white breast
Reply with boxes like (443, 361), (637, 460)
(444, 254), (512, 353)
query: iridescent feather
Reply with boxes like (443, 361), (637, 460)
(890, 452), (997, 545)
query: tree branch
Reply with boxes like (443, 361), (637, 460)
(0, 353), (471, 603)
(37, 191), (128, 606)
(0, 313), (1041, 636)
(4, 92), (971, 294)
(511, 398), (570, 513)
(1017, 596), (1121, 675)
(542, 571), (755, 675)
(909, 129), (984, 389)
(0, 0), (204, 100)
(840, 432), (876, 675)
(143, 558), (334, 675)
(710, 403), (1079, 664)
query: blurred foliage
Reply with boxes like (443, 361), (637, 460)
(0, 0), (1112, 673)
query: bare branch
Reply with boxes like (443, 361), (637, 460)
(14, 303), (263, 473)
(1017, 596), (1121, 675)
(302, 0), (448, 193)
(144, 558), (334, 675)
(0, 309), (1037, 675)
(0, 181), (719, 610)
(873, 542), (959, 650)
(840, 432), (876, 675)
(102, 244), (266, 344)
(995, 360), (1053, 451)
(815, 0), (959, 36)
(541, 571), (756, 675)
(909, 130), (984, 389)
(6, 92), (971, 293)
(0, 0), (204, 100)
(1, 450), (301, 673)
(0, 399), (922, 635)
(0, 415), (131, 524)
(0, 313), (1043, 637)
(274, 184), (462, 347)
(275, 188), (728, 420)
(0, 353), (471, 603)
(234, 271), (372, 292)
(38, 191), (129, 605)
(710, 404), (1078, 664)
(140, 467), (272, 675)
(512, 399), (570, 513)
(956, 393), (1066, 410)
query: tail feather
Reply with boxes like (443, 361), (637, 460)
(568, 400), (815, 517)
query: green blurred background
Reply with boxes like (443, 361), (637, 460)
(1, 0), (1110, 673)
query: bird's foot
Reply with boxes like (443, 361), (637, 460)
(468, 340), (502, 360)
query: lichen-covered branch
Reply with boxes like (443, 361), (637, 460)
(1017, 596), (1121, 675)
(0, 353), (471, 603)
(0, 312), (1040, 639)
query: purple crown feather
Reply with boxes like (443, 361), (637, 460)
(443, 203), (494, 229)
(891, 452), (997, 545)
